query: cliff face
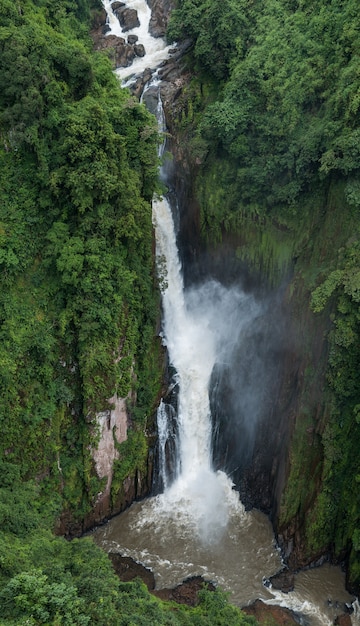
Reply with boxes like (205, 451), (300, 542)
(157, 58), (359, 586)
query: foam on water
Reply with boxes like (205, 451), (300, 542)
(102, 0), (172, 83)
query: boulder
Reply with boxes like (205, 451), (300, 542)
(114, 7), (140, 32)
(111, 1), (125, 10)
(335, 614), (352, 626)
(118, 44), (136, 68)
(153, 576), (216, 606)
(268, 568), (295, 593)
(127, 34), (138, 45)
(134, 43), (146, 57)
(243, 599), (299, 626)
(131, 68), (154, 100)
(91, 33), (136, 68)
(109, 554), (155, 591)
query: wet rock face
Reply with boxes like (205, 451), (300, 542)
(335, 614), (352, 626)
(242, 599), (299, 626)
(267, 568), (295, 593)
(114, 6), (140, 32)
(109, 554), (156, 590)
(147, 0), (175, 37)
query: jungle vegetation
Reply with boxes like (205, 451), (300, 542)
(0, 463), (256, 624)
(0, 0), (173, 621)
(0, 0), (163, 517)
(167, 0), (360, 590)
(2, 0), (360, 618)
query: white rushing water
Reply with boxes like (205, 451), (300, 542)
(102, 0), (172, 83)
(152, 192), (259, 541)
(95, 2), (359, 624)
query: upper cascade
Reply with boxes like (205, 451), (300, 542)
(102, 0), (173, 84)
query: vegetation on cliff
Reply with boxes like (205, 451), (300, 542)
(0, 0), (165, 619)
(0, 0), (260, 622)
(0, 0), (162, 518)
(167, 0), (360, 590)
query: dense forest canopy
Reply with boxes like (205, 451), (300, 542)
(167, 0), (360, 590)
(0, 0), (162, 504)
(169, 0), (360, 220)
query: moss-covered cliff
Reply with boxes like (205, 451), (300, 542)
(164, 0), (360, 593)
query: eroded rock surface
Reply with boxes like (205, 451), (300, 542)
(242, 599), (300, 626)
(92, 394), (128, 498)
(109, 553), (156, 590)
(267, 568), (295, 593)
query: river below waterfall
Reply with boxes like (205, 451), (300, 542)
(93, 501), (354, 626)
(95, 2), (358, 625)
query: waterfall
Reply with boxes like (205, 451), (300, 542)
(150, 93), (269, 543)
(94, 4), (358, 623)
(102, 0), (262, 545)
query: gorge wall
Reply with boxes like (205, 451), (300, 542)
(155, 32), (360, 593)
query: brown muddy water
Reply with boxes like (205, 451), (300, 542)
(92, 489), (357, 626)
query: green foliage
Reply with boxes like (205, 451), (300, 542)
(167, 0), (256, 81)
(0, 477), (257, 624)
(0, 569), (89, 625)
(0, 0), (161, 527)
(170, 0), (360, 232)
(305, 241), (360, 578)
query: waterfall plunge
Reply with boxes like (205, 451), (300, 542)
(152, 190), (263, 543)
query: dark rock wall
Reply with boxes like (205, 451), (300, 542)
(160, 63), (333, 572)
